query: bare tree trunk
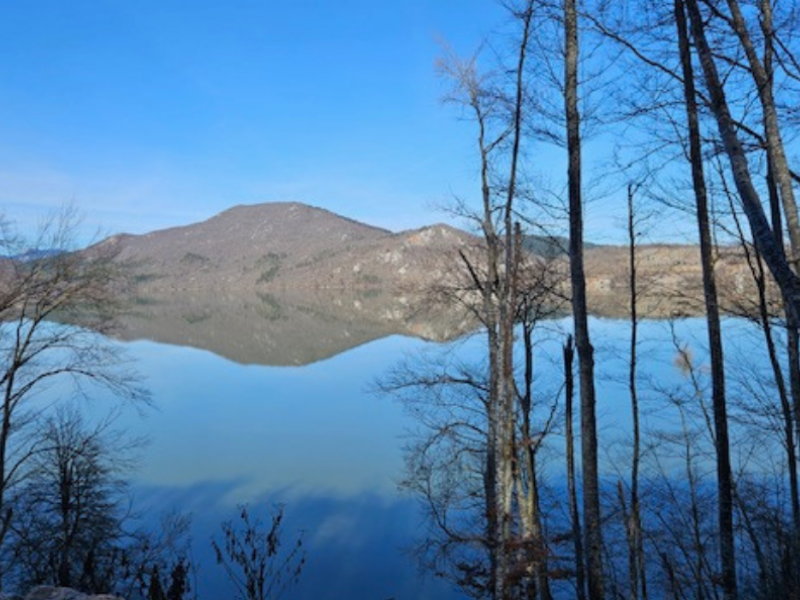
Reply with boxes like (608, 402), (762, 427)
(675, 3), (736, 599)
(564, 1), (603, 598)
(529, 465), (551, 600)
(478, 125), (502, 600)
(469, 80), (503, 598)
(725, 0), (800, 271)
(519, 304), (553, 600)
(733, 205), (800, 552)
(726, 11), (800, 568)
(497, 9), (534, 598)
(683, 0), (800, 320)
(626, 183), (647, 600)
(564, 336), (587, 600)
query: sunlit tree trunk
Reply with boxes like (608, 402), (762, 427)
(564, 1), (603, 598)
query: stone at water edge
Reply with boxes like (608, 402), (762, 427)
(24, 587), (125, 600)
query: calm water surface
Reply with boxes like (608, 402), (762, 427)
(110, 332), (461, 600)
(86, 310), (767, 599)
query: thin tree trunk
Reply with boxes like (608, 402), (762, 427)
(564, 1), (603, 598)
(725, 155), (800, 582)
(473, 86), (503, 599)
(529, 465), (551, 600)
(787, 321), (800, 595)
(496, 6), (534, 595)
(626, 183), (647, 600)
(749, 235), (799, 540)
(728, 11), (800, 573)
(675, 3), (736, 600)
(564, 336), (587, 600)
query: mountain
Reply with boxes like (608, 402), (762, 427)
(99, 202), (761, 320)
(99, 202), (391, 291)
(104, 202), (478, 295)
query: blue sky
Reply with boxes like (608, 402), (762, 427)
(0, 0), (512, 238)
(0, 1), (698, 244)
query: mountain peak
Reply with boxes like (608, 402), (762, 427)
(217, 202), (390, 232)
(109, 202), (395, 292)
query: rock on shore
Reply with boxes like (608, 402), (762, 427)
(22, 587), (125, 600)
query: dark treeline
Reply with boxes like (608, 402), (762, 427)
(384, 1), (800, 600)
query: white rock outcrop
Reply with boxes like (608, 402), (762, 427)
(24, 587), (125, 600)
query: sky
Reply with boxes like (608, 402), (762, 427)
(0, 1), (690, 245)
(0, 1), (508, 238)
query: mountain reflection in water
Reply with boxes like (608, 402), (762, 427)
(77, 303), (767, 600)
(109, 325), (466, 600)
(115, 289), (473, 366)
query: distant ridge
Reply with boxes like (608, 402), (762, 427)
(4, 249), (63, 261)
(522, 234), (600, 258)
(98, 201), (760, 318)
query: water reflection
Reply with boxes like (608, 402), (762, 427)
(135, 483), (461, 600)
(115, 289), (473, 366)
(108, 310), (716, 599)
(102, 329), (466, 599)
(31, 298), (789, 600)
(119, 335), (429, 498)
(388, 316), (793, 599)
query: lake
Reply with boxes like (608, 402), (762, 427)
(30, 291), (785, 600)
(108, 331), (461, 600)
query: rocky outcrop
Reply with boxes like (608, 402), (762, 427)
(23, 587), (124, 600)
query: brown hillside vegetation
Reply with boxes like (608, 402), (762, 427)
(101, 202), (769, 320)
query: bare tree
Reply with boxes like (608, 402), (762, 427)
(0, 207), (148, 580)
(7, 406), (132, 592)
(622, 182), (649, 600)
(382, 250), (565, 599)
(3, 406), (190, 600)
(435, 3), (539, 596)
(212, 504), (305, 600)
